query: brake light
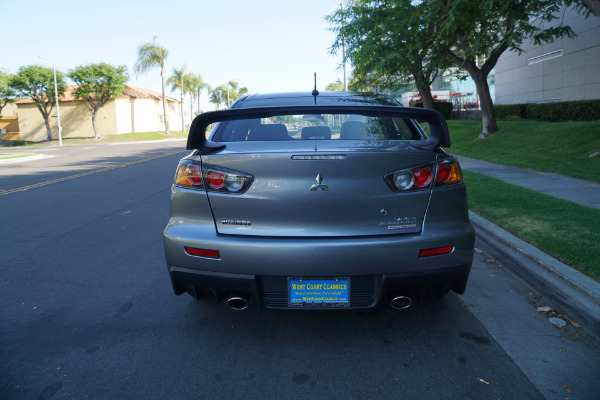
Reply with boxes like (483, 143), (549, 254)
(436, 161), (462, 184)
(419, 246), (454, 257)
(206, 170), (226, 189)
(413, 167), (432, 187)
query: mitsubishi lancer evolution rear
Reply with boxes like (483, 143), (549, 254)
(163, 91), (475, 310)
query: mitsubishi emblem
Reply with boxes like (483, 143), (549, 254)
(310, 174), (329, 191)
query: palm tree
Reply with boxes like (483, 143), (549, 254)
(184, 73), (203, 118)
(226, 81), (249, 106)
(167, 66), (188, 133)
(209, 85), (227, 110)
(134, 37), (170, 134)
(198, 82), (212, 114)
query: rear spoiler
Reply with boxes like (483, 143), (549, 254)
(187, 105), (450, 152)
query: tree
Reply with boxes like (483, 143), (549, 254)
(184, 73), (210, 116)
(11, 65), (66, 140)
(167, 66), (188, 132)
(430, 0), (582, 138)
(328, 0), (448, 109)
(325, 79), (344, 91)
(184, 73), (201, 118)
(225, 81), (248, 106)
(134, 37), (170, 134)
(0, 69), (15, 117)
(198, 82), (211, 114)
(68, 63), (128, 139)
(209, 85), (227, 110)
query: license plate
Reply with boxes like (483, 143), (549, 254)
(288, 278), (350, 308)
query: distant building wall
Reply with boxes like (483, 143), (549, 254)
(14, 84), (182, 141)
(1, 102), (18, 117)
(17, 104), (51, 141)
(495, 6), (600, 104)
(16, 101), (119, 141)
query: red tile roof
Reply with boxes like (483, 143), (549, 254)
(15, 84), (179, 104)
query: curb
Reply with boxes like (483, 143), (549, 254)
(0, 154), (52, 164)
(469, 211), (600, 338)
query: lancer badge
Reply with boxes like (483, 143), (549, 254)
(310, 174), (329, 191)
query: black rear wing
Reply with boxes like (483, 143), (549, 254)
(187, 105), (450, 152)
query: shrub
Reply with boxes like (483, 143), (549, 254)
(495, 104), (526, 120)
(411, 101), (453, 120)
(495, 100), (600, 122)
(525, 100), (600, 122)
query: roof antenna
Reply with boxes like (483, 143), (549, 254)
(312, 72), (319, 104)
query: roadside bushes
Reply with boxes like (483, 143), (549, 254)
(411, 101), (453, 120)
(495, 100), (600, 122)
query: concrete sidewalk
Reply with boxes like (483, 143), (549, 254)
(456, 155), (600, 209)
(456, 155), (600, 337)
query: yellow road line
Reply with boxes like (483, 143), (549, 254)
(1, 151), (185, 196)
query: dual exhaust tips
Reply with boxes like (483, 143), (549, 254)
(225, 294), (413, 311)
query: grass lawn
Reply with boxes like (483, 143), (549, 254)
(0, 152), (35, 159)
(465, 170), (600, 281)
(447, 120), (600, 183)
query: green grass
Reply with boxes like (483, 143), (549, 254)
(465, 170), (600, 281)
(0, 152), (35, 159)
(3, 131), (188, 147)
(447, 120), (600, 183)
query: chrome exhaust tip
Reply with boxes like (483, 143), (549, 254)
(227, 296), (249, 311)
(390, 296), (412, 310)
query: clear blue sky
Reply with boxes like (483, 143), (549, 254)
(1, 0), (346, 111)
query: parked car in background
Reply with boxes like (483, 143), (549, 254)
(163, 91), (475, 310)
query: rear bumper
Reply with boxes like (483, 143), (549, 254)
(169, 264), (472, 309)
(163, 220), (475, 309)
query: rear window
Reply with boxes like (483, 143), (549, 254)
(210, 114), (424, 142)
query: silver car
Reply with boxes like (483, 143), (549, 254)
(163, 91), (474, 310)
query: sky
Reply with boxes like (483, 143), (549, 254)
(1, 0), (346, 112)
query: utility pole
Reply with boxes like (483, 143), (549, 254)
(341, 2), (348, 91)
(39, 56), (63, 146)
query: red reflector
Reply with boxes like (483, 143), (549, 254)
(419, 246), (454, 257)
(413, 167), (432, 187)
(185, 247), (220, 259)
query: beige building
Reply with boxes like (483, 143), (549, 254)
(14, 84), (181, 141)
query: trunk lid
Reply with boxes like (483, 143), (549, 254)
(202, 141), (435, 237)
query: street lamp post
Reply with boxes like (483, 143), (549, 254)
(39, 56), (63, 146)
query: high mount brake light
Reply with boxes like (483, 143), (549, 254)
(174, 160), (253, 193)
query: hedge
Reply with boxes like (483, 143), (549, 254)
(495, 99), (600, 122)
(411, 101), (453, 120)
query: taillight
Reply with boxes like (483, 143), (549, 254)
(385, 165), (434, 192)
(174, 160), (253, 194)
(436, 160), (463, 185)
(175, 160), (203, 187)
(413, 167), (432, 187)
(206, 170), (226, 189)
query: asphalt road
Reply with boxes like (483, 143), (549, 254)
(1, 141), (598, 399)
